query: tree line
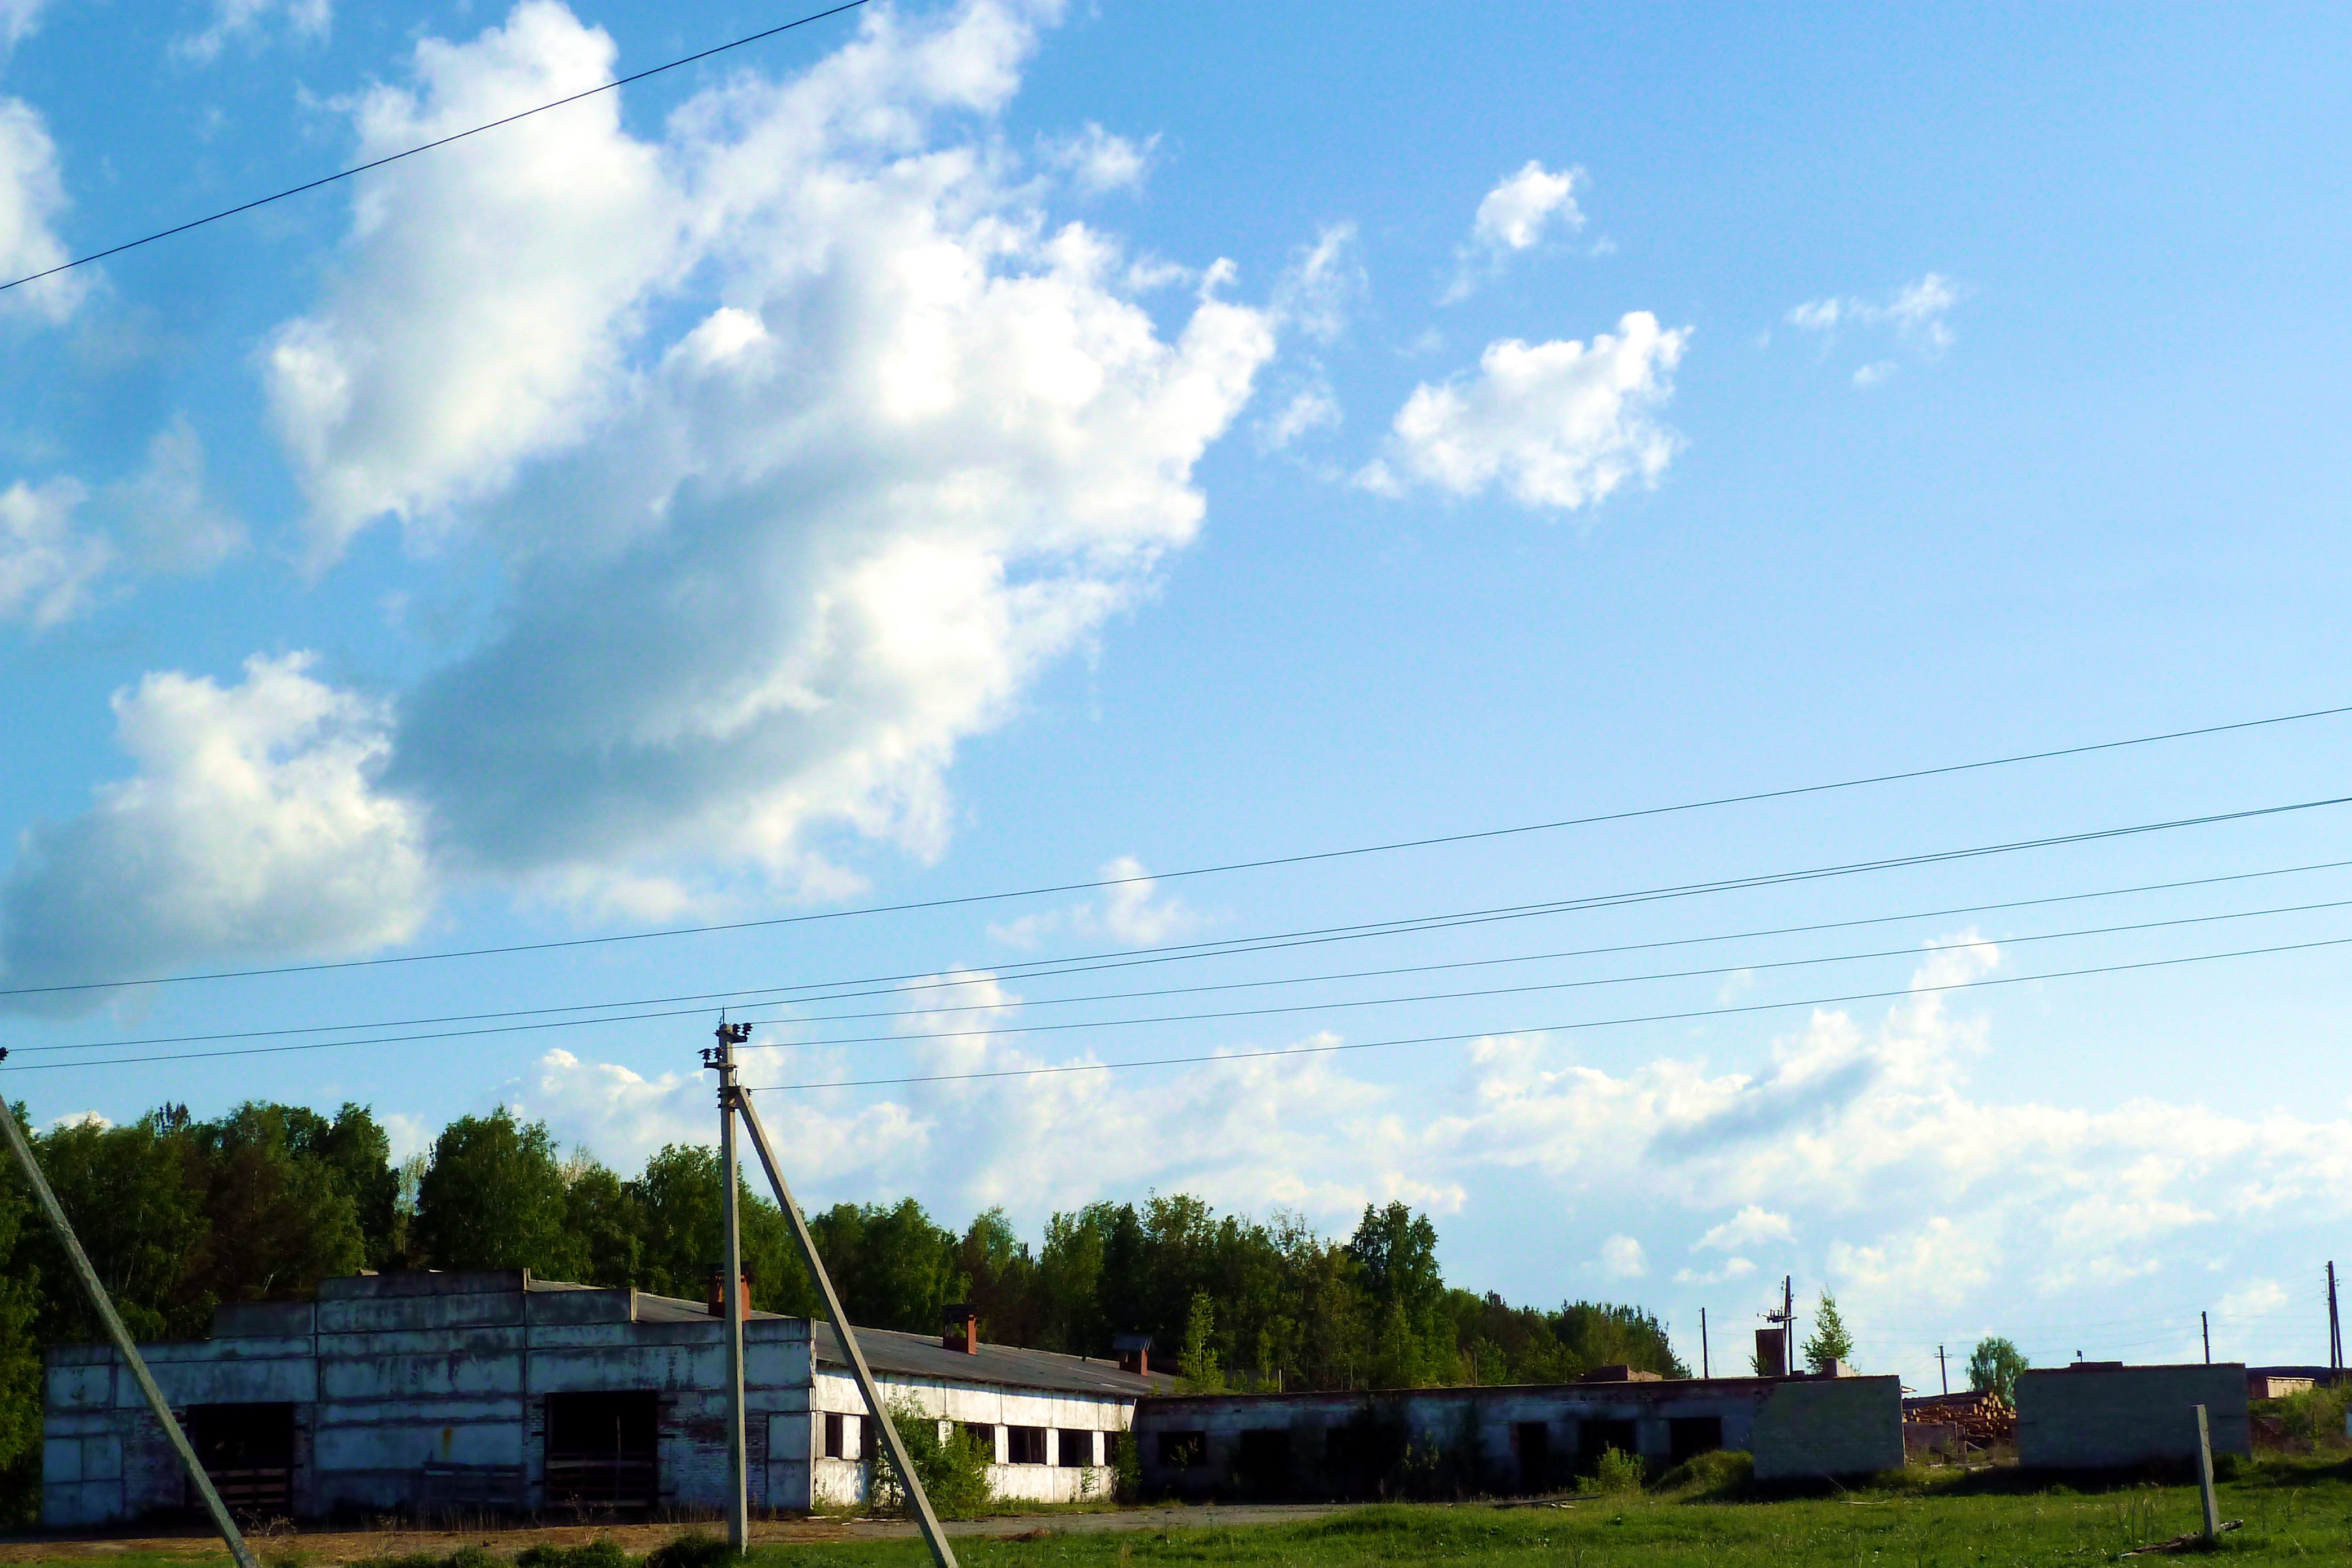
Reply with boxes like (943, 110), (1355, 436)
(0, 1099), (1683, 1522)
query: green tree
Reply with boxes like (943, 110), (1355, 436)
(188, 1103), (366, 1305)
(625, 1143), (813, 1313)
(1177, 1290), (1223, 1391)
(809, 1197), (959, 1331)
(412, 1108), (577, 1276)
(0, 1126), (45, 1527)
(28, 1107), (209, 1340)
(1801, 1290), (1855, 1373)
(560, 1155), (644, 1289)
(1967, 1335), (2028, 1402)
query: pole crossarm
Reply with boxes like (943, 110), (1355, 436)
(732, 1089), (959, 1568)
(0, 1094), (259, 1568)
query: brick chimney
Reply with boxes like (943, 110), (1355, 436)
(1112, 1333), (1152, 1375)
(942, 1303), (979, 1353)
(705, 1267), (752, 1317)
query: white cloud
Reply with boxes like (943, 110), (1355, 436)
(0, 653), (429, 999)
(0, 97), (84, 323)
(0, 0), (46, 52)
(1041, 122), (1154, 195)
(259, 0), (1273, 913)
(1444, 161), (1584, 301)
(99, 416), (246, 573)
(175, 0), (332, 64)
(1787, 273), (1960, 388)
(1695, 1205), (1794, 1252)
(1365, 312), (1687, 510)
(1258, 379), (1340, 452)
(1272, 222), (1362, 346)
(986, 855), (1196, 948)
(1599, 1233), (1648, 1279)
(0, 477), (109, 626)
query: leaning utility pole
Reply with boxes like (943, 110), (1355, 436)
(0, 1082), (257, 1568)
(709, 1022), (751, 1553)
(707, 1027), (959, 1568)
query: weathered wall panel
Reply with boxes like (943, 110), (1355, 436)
(2016, 1364), (2252, 1470)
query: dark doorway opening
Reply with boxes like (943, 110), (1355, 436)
(544, 1392), (659, 1511)
(187, 1403), (294, 1520)
(1669, 1416), (1724, 1464)
(1512, 1421), (1551, 1493)
(1235, 1428), (1290, 1498)
(1576, 1417), (1638, 1472)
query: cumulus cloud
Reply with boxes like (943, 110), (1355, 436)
(99, 416), (246, 573)
(1362, 312), (1687, 510)
(175, 0), (332, 64)
(0, 653), (429, 999)
(1273, 222), (1362, 346)
(1444, 161), (1584, 301)
(0, 478), (109, 626)
(0, 96), (84, 323)
(1695, 1205), (1794, 1252)
(246, 0), (1277, 915)
(1599, 1233), (1647, 1278)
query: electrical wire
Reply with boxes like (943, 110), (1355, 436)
(0, 0), (873, 297)
(724, 929), (2352, 1093)
(37, 854), (2352, 1057)
(14, 923), (2349, 1075)
(17, 887), (2352, 1062)
(5, 708), (2350, 1000)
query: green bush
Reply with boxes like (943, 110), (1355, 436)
(1108, 1429), (1142, 1503)
(2276, 1380), (2352, 1445)
(1654, 1447), (1754, 1497)
(870, 1399), (993, 1520)
(1578, 1445), (1646, 1495)
(643, 1530), (733, 1568)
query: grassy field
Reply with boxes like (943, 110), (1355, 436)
(8, 1459), (2349, 1568)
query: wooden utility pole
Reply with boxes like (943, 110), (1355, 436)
(0, 1086), (257, 1568)
(733, 1084), (959, 1568)
(1700, 1308), (1709, 1379)
(1937, 1344), (1949, 1395)
(2329, 1262), (2342, 1383)
(707, 1022), (751, 1553)
(2202, 1311), (2211, 1365)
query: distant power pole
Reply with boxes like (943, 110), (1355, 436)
(2328, 1262), (2342, 1383)
(1701, 1308), (1710, 1379)
(2202, 1310), (2211, 1365)
(1937, 1344), (1949, 1396)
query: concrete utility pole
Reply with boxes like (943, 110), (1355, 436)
(706, 1021), (752, 1553)
(0, 1085), (258, 1568)
(1937, 1344), (1949, 1396)
(2329, 1262), (2342, 1383)
(2202, 1311), (2211, 1365)
(2193, 1404), (2221, 1543)
(733, 1086), (959, 1568)
(1700, 1308), (1709, 1379)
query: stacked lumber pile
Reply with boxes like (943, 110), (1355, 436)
(1903, 1391), (2015, 1447)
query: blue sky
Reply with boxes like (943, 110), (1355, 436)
(4, 0), (2351, 1389)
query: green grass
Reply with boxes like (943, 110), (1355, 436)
(12, 1458), (2351, 1568)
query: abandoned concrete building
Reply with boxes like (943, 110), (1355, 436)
(41, 1271), (1168, 1527)
(2013, 1362), (2252, 1471)
(1130, 1368), (1905, 1499)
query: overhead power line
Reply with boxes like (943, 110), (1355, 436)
(732, 929), (2352, 1094)
(5, 704), (2352, 1000)
(0, 0), (873, 297)
(11, 921), (2352, 1076)
(32, 853), (2352, 1057)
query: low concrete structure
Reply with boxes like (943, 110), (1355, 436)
(1131, 1373), (1903, 1499)
(42, 1271), (1165, 1526)
(2014, 1362), (2251, 1471)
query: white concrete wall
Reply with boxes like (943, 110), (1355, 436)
(2016, 1364), (2252, 1471)
(803, 1369), (1124, 1508)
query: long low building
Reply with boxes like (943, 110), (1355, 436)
(42, 1270), (1167, 1526)
(1131, 1370), (1905, 1498)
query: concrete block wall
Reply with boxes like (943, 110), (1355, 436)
(1748, 1377), (1905, 1481)
(2016, 1364), (2252, 1471)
